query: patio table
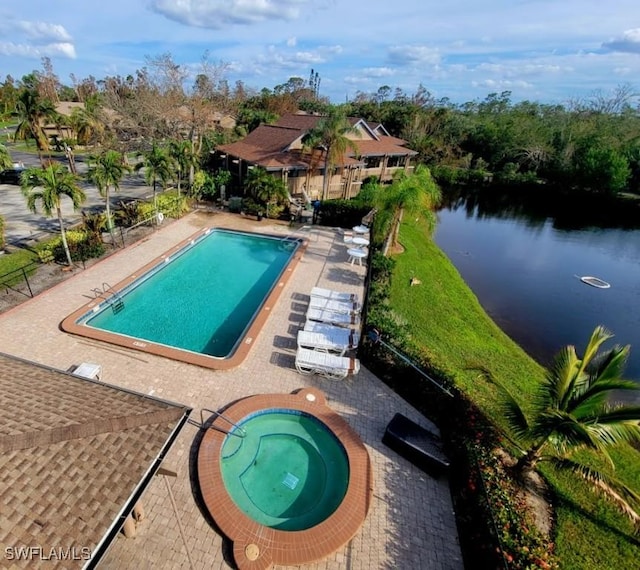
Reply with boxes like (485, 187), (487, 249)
(347, 248), (368, 266)
(351, 237), (370, 249)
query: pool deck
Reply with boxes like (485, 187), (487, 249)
(0, 211), (464, 570)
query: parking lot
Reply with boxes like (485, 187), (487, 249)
(1, 149), (154, 245)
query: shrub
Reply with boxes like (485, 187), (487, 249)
(35, 230), (105, 263)
(316, 199), (370, 227)
(115, 200), (142, 227)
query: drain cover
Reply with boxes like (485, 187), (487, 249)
(282, 472), (299, 490)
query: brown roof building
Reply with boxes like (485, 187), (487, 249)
(216, 113), (417, 201)
(0, 352), (191, 569)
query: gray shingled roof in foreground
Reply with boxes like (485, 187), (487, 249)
(0, 352), (191, 569)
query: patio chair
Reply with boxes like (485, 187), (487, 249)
(297, 329), (358, 356)
(303, 320), (361, 345)
(307, 307), (361, 328)
(295, 347), (360, 380)
(310, 287), (359, 303)
(308, 296), (360, 315)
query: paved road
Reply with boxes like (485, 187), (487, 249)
(1, 148), (154, 245)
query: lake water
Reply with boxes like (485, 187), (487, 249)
(434, 198), (640, 386)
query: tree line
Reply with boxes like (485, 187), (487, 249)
(2, 56), (640, 198)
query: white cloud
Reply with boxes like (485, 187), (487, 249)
(476, 62), (565, 77)
(602, 28), (640, 53)
(471, 79), (534, 90)
(150, 0), (310, 28)
(255, 44), (341, 71)
(362, 67), (395, 78)
(0, 41), (76, 59)
(18, 21), (72, 43)
(387, 45), (441, 66)
(286, 37), (297, 47)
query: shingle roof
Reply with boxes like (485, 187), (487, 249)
(218, 113), (415, 169)
(219, 124), (312, 169)
(0, 352), (191, 569)
(353, 137), (418, 157)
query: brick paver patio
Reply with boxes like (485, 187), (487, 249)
(0, 211), (463, 569)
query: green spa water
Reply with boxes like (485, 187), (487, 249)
(220, 410), (350, 531)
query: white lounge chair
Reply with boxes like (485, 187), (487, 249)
(308, 296), (360, 315)
(310, 287), (359, 303)
(297, 329), (358, 356)
(307, 307), (361, 328)
(304, 320), (361, 343)
(295, 347), (360, 380)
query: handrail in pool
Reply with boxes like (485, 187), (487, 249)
(202, 408), (247, 438)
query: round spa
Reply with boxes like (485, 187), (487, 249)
(197, 389), (373, 570)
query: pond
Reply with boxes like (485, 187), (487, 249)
(433, 189), (640, 389)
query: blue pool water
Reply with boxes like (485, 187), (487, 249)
(80, 229), (298, 358)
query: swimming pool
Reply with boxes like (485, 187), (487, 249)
(220, 409), (349, 531)
(197, 388), (373, 570)
(61, 228), (303, 369)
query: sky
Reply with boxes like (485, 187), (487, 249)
(1, 1), (640, 106)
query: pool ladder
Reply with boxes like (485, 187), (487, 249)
(202, 408), (246, 438)
(91, 282), (125, 314)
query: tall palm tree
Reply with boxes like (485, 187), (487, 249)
(302, 108), (359, 200)
(382, 164), (441, 252)
(490, 325), (640, 525)
(21, 163), (87, 266)
(87, 149), (130, 243)
(14, 89), (57, 162)
(168, 139), (198, 195)
(135, 144), (172, 221)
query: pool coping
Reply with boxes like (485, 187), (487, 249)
(197, 388), (374, 570)
(59, 227), (307, 370)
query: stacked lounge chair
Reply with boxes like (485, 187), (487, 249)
(308, 296), (360, 315)
(297, 328), (359, 356)
(306, 307), (361, 328)
(293, 287), (362, 379)
(295, 347), (360, 380)
(310, 287), (358, 302)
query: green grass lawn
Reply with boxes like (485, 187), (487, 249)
(0, 248), (40, 287)
(387, 216), (640, 569)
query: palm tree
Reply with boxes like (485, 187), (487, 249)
(490, 325), (640, 525)
(168, 139), (198, 195)
(135, 144), (172, 221)
(302, 108), (359, 200)
(87, 149), (130, 243)
(245, 167), (288, 218)
(0, 144), (12, 170)
(21, 163), (87, 266)
(14, 89), (57, 162)
(70, 93), (105, 146)
(382, 164), (441, 252)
